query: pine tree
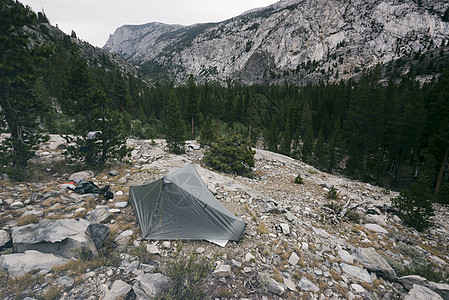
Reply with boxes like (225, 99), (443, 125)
(199, 116), (217, 146)
(392, 155), (436, 231)
(0, 0), (51, 177)
(185, 74), (199, 137)
(314, 130), (329, 169)
(165, 89), (186, 154)
(63, 51), (131, 167)
(425, 67), (449, 198)
(299, 100), (314, 162)
(279, 117), (292, 156)
(327, 118), (342, 172)
(204, 134), (255, 176)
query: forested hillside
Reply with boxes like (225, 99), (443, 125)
(131, 67), (449, 199)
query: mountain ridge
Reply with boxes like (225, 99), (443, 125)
(104, 0), (449, 84)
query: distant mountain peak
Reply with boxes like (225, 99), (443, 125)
(104, 0), (449, 84)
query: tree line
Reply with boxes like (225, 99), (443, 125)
(1, 0), (448, 211)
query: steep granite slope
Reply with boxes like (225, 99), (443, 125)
(104, 0), (449, 84)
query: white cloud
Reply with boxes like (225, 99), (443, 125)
(20, 0), (278, 47)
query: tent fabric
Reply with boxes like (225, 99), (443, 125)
(129, 163), (246, 242)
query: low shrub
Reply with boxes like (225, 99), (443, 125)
(326, 186), (338, 200)
(157, 243), (214, 299)
(346, 211), (361, 223)
(204, 134), (255, 176)
(324, 201), (342, 213)
(294, 174), (303, 184)
(399, 263), (449, 283)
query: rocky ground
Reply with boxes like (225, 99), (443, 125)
(0, 135), (448, 299)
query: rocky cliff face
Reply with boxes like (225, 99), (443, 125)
(104, 0), (449, 84)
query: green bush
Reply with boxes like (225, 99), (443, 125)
(324, 201), (342, 213)
(399, 263), (448, 283)
(158, 244), (214, 299)
(294, 174), (303, 184)
(198, 116), (217, 146)
(326, 186), (338, 200)
(73, 247), (94, 261)
(393, 156), (435, 232)
(4, 167), (27, 181)
(346, 211), (361, 223)
(204, 134), (256, 176)
(393, 189), (434, 232)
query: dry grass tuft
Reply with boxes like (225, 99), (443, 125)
(0, 272), (45, 299)
(310, 259), (322, 268)
(40, 285), (62, 300)
(16, 214), (39, 226)
(372, 278), (384, 288)
(272, 269), (283, 283)
(335, 283), (348, 297)
(42, 197), (62, 207)
(329, 269), (341, 281)
(256, 222), (269, 235)
(360, 281), (375, 292)
(84, 198), (97, 210)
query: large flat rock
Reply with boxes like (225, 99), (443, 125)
(405, 284), (443, 300)
(133, 273), (171, 300)
(103, 280), (133, 300)
(12, 219), (97, 258)
(340, 263), (372, 283)
(352, 247), (396, 280)
(0, 250), (69, 277)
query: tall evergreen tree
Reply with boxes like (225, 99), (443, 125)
(279, 117), (292, 156)
(327, 118), (342, 172)
(392, 154), (436, 231)
(63, 51), (130, 167)
(0, 0), (50, 176)
(299, 100), (314, 162)
(425, 68), (449, 198)
(165, 89), (186, 154)
(185, 74), (199, 137)
(199, 116), (217, 146)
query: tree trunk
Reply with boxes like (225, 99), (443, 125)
(394, 147), (405, 187)
(435, 146), (449, 195)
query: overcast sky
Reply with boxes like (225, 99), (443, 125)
(20, 0), (278, 47)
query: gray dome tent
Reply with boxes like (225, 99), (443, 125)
(129, 163), (246, 242)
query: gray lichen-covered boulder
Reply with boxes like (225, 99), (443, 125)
(103, 280), (134, 300)
(257, 272), (286, 296)
(340, 263), (372, 283)
(352, 247), (396, 280)
(69, 170), (94, 181)
(85, 205), (112, 223)
(405, 284), (443, 300)
(85, 223), (110, 249)
(0, 250), (69, 277)
(0, 230), (12, 251)
(12, 219), (107, 258)
(133, 273), (171, 299)
(400, 275), (449, 299)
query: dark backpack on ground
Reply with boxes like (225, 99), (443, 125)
(71, 180), (114, 199)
